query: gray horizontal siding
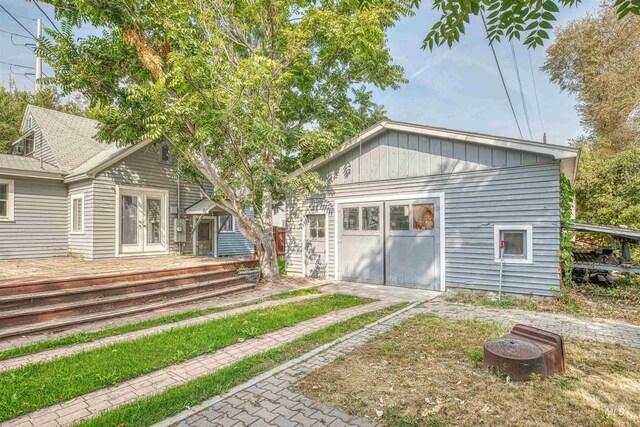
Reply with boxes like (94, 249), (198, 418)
(318, 130), (553, 185)
(0, 175), (68, 260)
(217, 208), (255, 257)
(287, 163), (561, 296)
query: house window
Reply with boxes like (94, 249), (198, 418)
(71, 194), (84, 234)
(494, 225), (533, 263)
(308, 215), (325, 238)
(413, 204), (434, 231)
(389, 205), (410, 230)
(219, 214), (235, 232)
(0, 179), (14, 221)
(160, 144), (171, 162)
(342, 207), (359, 231)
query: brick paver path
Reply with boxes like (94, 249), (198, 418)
(157, 304), (422, 427)
(2, 301), (392, 427)
(419, 300), (640, 347)
(0, 294), (322, 373)
(157, 299), (640, 427)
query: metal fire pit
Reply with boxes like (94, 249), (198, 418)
(483, 324), (565, 381)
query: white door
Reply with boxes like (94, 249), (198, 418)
(119, 189), (167, 254)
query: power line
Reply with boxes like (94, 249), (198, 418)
(0, 60), (35, 69)
(0, 28), (33, 38)
(527, 50), (546, 136)
(509, 41), (533, 140)
(480, 11), (523, 139)
(0, 4), (36, 39)
(33, 1), (61, 34)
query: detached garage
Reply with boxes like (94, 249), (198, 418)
(285, 120), (579, 296)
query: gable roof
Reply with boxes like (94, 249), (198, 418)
(290, 120), (580, 181)
(21, 105), (114, 172)
(0, 154), (64, 180)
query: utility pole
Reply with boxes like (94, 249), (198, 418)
(35, 18), (42, 91)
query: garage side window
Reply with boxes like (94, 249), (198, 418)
(362, 206), (380, 230)
(494, 225), (533, 263)
(0, 179), (14, 221)
(413, 204), (434, 230)
(343, 207), (359, 231)
(389, 205), (410, 230)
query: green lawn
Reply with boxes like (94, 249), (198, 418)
(78, 303), (409, 427)
(0, 287), (322, 362)
(0, 293), (365, 422)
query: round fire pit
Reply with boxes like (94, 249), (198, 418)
(483, 324), (565, 382)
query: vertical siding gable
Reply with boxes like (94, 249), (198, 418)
(316, 129), (555, 184)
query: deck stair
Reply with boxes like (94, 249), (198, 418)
(0, 259), (257, 339)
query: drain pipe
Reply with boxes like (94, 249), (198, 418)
(498, 239), (505, 300)
(177, 175), (182, 255)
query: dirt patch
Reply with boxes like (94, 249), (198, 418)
(445, 285), (640, 326)
(297, 315), (640, 427)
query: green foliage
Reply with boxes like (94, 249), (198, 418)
(0, 79), (86, 153)
(419, 0), (640, 49)
(278, 257), (286, 275)
(560, 173), (575, 288)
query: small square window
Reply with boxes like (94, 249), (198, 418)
(495, 225), (532, 263)
(413, 204), (434, 231)
(160, 145), (171, 162)
(220, 215), (234, 232)
(309, 215), (325, 239)
(389, 205), (410, 231)
(342, 208), (359, 231)
(362, 206), (380, 231)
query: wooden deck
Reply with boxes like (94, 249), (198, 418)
(0, 255), (254, 284)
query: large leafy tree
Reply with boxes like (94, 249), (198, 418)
(0, 79), (85, 153)
(417, 0), (640, 49)
(543, 4), (640, 229)
(39, 0), (410, 277)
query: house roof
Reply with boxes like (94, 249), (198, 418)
(0, 154), (64, 180)
(290, 120), (580, 181)
(21, 105), (114, 172)
(185, 198), (230, 215)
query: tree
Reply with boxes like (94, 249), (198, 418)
(39, 0), (411, 278)
(544, 4), (640, 148)
(416, 0), (640, 49)
(0, 79), (85, 153)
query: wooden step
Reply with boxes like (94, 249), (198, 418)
(0, 282), (257, 340)
(0, 276), (248, 328)
(0, 269), (238, 310)
(0, 259), (257, 296)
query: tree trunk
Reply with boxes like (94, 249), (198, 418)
(257, 189), (279, 279)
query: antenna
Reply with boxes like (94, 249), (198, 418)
(35, 18), (42, 91)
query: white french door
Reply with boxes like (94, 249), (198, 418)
(119, 188), (168, 255)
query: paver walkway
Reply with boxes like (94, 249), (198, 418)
(3, 300), (392, 427)
(0, 294), (323, 373)
(158, 298), (640, 427)
(420, 299), (640, 347)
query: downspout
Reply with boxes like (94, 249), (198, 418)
(177, 175), (182, 255)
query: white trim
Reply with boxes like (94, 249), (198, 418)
(494, 224), (533, 264)
(0, 178), (15, 222)
(333, 191), (446, 291)
(0, 168), (63, 180)
(70, 193), (85, 234)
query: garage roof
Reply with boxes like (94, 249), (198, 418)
(290, 120), (580, 181)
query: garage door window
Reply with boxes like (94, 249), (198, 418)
(413, 204), (434, 231)
(343, 207), (359, 230)
(362, 206), (380, 230)
(389, 205), (410, 230)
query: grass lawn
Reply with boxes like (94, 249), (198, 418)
(298, 315), (640, 427)
(77, 303), (409, 427)
(0, 293), (366, 422)
(445, 284), (640, 325)
(0, 287), (322, 362)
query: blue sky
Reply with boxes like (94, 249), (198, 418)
(0, 0), (600, 146)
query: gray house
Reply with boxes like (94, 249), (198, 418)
(0, 105), (253, 260)
(286, 121), (579, 296)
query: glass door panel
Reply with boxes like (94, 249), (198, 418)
(120, 193), (143, 253)
(143, 193), (165, 252)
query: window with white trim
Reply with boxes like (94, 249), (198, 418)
(219, 214), (235, 232)
(0, 179), (14, 221)
(494, 225), (533, 263)
(71, 194), (84, 234)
